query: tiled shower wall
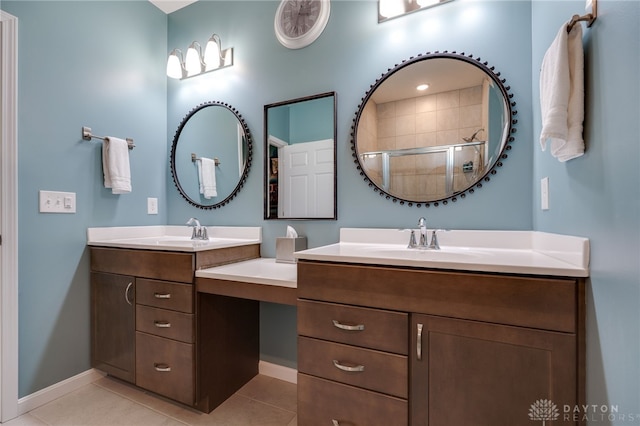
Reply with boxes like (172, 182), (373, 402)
(358, 84), (488, 200)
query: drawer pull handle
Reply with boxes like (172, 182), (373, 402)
(124, 282), (133, 306)
(154, 363), (171, 372)
(332, 359), (365, 372)
(154, 293), (171, 299)
(154, 321), (171, 328)
(332, 320), (365, 331)
(417, 323), (424, 360)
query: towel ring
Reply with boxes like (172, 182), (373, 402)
(567, 0), (597, 32)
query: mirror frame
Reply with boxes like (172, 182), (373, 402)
(351, 51), (518, 207)
(170, 101), (253, 209)
(263, 91), (338, 220)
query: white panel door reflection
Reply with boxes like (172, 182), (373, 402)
(281, 139), (334, 218)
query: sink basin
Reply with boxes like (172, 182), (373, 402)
(125, 236), (230, 246)
(294, 228), (590, 277)
(87, 226), (262, 252)
(357, 244), (484, 261)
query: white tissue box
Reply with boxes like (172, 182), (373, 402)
(276, 237), (307, 264)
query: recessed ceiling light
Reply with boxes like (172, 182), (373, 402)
(416, 84), (430, 91)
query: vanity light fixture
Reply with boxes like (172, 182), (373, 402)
(166, 33), (234, 80)
(379, 0), (454, 22)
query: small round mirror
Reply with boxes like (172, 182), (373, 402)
(352, 51), (517, 207)
(170, 101), (253, 209)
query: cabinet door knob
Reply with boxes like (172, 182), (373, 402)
(154, 293), (171, 299)
(154, 321), (171, 328)
(154, 363), (171, 372)
(332, 319), (365, 331)
(332, 359), (365, 372)
(416, 323), (424, 360)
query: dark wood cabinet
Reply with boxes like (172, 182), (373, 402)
(297, 260), (585, 426)
(410, 314), (577, 426)
(90, 244), (260, 412)
(90, 272), (136, 383)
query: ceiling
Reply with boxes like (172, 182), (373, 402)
(149, 0), (198, 14)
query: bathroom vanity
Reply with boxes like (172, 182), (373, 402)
(88, 226), (261, 413)
(295, 228), (589, 426)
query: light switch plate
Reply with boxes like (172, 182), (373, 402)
(541, 177), (549, 210)
(39, 190), (76, 213)
(147, 197), (158, 215)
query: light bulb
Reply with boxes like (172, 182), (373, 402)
(416, 0), (439, 7)
(185, 42), (204, 77)
(379, 0), (405, 18)
(166, 50), (184, 79)
(204, 34), (222, 71)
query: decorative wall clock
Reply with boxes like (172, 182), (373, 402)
(274, 0), (330, 49)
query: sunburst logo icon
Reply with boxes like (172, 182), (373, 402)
(529, 399), (560, 425)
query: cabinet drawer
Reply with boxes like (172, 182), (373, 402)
(298, 373), (407, 426)
(135, 332), (194, 406)
(136, 305), (194, 343)
(136, 279), (193, 313)
(298, 300), (408, 354)
(91, 247), (194, 283)
(298, 261), (580, 333)
(299, 336), (407, 398)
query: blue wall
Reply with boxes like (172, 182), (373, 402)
(532, 0), (640, 419)
(165, 0), (534, 371)
(166, 0), (533, 250)
(1, 1), (168, 397)
(3, 0), (639, 418)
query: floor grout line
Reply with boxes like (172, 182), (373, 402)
(91, 377), (297, 425)
(90, 381), (193, 425)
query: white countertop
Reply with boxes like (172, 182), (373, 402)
(196, 258), (297, 288)
(294, 228), (590, 277)
(87, 226), (261, 252)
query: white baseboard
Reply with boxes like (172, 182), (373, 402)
(258, 361), (297, 384)
(17, 369), (106, 416)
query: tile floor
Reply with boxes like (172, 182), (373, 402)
(4, 375), (297, 426)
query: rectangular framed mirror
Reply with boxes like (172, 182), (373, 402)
(264, 92), (337, 220)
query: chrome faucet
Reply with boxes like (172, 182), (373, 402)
(186, 217), (209, 240)
(408, 217), (441, 250)
(418, 217), (428, 248)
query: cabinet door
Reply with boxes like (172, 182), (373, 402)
(91, 272), (136, 383)
(411, 314), (577, 426)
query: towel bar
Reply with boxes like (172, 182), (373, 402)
(82, 126), (135, 150)
(191, 153), (220, 166)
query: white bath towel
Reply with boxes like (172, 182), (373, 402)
(102, 137), (131, 194)
(539, 21), (585, 162)
(197, 157), (217, 199)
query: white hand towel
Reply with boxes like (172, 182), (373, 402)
(539, 22), (585, 162)
(102, 137), (131, 194)
(197, 157), (217, 199)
